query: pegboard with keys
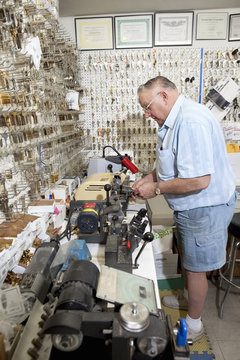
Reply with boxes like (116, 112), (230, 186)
(79, 46), (240, 173)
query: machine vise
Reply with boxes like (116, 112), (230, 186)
(69, 171), (153, 273)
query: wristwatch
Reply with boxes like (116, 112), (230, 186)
(155, 182), (161, 195)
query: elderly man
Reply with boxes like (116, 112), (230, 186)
(132, 75), (237, 343)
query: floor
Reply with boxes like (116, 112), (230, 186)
(202, 277), (240, 360)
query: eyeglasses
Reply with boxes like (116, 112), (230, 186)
(142, 91), (162, 112)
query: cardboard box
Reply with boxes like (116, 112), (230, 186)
(146, 196), (174, 226)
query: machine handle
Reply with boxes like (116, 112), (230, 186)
(133, 232), (154, 269)
(121, 157), (138, 174)
(176, 318), (188, 347)
(104, 184), (111, 206)
(102, 145), (138, 174)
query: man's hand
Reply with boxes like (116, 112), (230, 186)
(132, 182), (157, 200)
(132, 178), (148, 191)
(132, 177), (152, 199)
(132, 170), (157, 193)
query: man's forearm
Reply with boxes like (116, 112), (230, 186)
(159, 175), (210, 195)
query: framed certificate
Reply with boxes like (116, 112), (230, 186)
(114, 14), (153, 49)
(229, 13), (240, 41)
(196, 12), (228, 40)
(154, 12), (193, 46)
(75, 17), (113, 50)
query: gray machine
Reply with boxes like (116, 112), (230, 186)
(13, 259), (190, 360)
(42, 260), (190, 360)
(12, 162), (190, 360)
(70, 171), (151, 273)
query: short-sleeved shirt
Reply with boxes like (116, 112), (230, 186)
(156, 94), (236, 211)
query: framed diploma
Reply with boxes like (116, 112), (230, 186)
(75, 17), (113, 50)
(154, 12), (193, 46)
(114, 14), (153, 49)
(196, 12), (228, 40)
(229, 13), (240, 41)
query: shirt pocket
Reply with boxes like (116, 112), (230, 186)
(156, 147), (176, 181)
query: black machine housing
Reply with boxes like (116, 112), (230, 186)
(42, 260), (190, 360)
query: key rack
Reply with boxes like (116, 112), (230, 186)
(0, 0), (86, 221)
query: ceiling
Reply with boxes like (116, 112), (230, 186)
(59, 0), (240, 17)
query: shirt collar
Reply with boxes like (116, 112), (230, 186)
(158, 94), (185, 131)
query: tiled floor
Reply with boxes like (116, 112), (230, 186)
(202, 277), (240, 360)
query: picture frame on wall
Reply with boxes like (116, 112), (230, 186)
(196, 12), (228, 40)
(114, 14), (153, 49)
(75, 17), (113, 50)
(229, 13), (240, 41)
(154, 12), (193, 46)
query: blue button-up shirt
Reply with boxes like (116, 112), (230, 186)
(156, 94), (236, 211)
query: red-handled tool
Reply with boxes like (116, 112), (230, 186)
(103, 145), (138, 174)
